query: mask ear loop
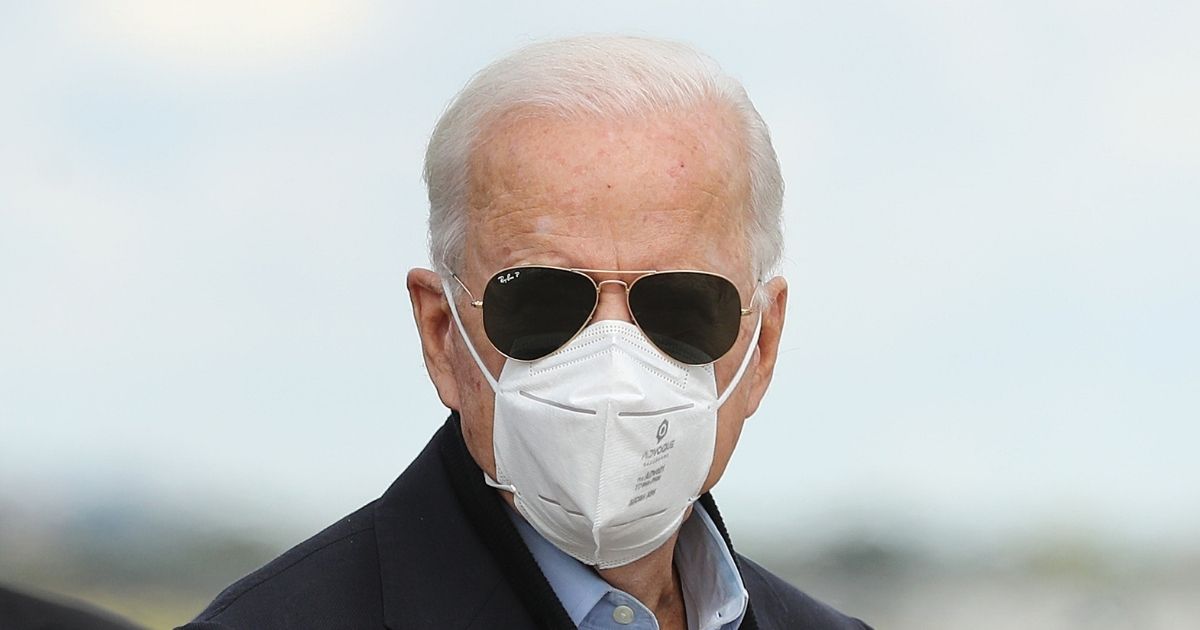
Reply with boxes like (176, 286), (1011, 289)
(441, 277), (500, 393)
(715, 313), (763, 408)
(683, 312), (762, 512)
(442, 277), (516, 491)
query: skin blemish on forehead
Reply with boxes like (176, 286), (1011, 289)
(533, 215), (556, 234)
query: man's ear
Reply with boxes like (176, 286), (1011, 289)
(407, 268), (461, 411)
(742, 276), (788, 419)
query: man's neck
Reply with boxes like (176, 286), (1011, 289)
(596, 530), (688, 630)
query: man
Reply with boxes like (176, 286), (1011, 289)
(181, 36), (869, 629)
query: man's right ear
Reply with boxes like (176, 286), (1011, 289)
(407, 268), (462, 411)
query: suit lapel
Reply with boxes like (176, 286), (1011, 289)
(374, 416), (572, 630)
(374, 420), (518, 629)
(436, 414), (577, 630)
(697, 493), (759, 630)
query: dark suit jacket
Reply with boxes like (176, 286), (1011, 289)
(180, 414), (869, 629)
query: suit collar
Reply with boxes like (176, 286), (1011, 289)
(373, 419), (513, 629)
(374, 414), (574, 630)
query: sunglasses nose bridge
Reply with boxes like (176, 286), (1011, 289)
(592, 279), (634, 324)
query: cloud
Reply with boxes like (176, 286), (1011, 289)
(67, 0), (375, 73)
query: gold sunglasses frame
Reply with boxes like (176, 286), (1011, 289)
(449, 265), (755, 365)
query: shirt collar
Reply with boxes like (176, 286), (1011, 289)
(507, 505), (611, 624)
(507, 503), (749, 629)
(674, 502), (749, 629)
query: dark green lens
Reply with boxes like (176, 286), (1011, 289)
(628, 272), (742, 364)
(482, 267), (597, 361)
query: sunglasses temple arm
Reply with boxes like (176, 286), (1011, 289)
(441, 277), (501, 392)
(450, 274), (483, 307)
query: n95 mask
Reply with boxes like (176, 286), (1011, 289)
(444, 279), (761, 568)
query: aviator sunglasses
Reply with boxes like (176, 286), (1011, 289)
(450, 266), (755, 365)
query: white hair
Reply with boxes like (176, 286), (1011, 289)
(423, 35), (784, 293)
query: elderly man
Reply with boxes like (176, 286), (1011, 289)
(181, 36), (868, 630)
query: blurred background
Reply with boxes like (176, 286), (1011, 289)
(2, 1), (1197, 628)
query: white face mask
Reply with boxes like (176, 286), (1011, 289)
(443, 278), (761, 568)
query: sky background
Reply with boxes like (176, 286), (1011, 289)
(2, 0), (1198, 561)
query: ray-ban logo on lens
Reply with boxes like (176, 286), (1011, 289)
(656, 419), (669, 443)
(497, 271), (521, 284)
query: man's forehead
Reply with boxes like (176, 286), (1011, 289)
(468, 105), (745, 196)
(463, 106), (751, 271)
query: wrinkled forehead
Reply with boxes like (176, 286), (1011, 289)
(462, 104), (753, 277)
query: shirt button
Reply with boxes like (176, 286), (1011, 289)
(612, 604), (635, 624)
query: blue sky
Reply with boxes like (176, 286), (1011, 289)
(2, 1), (1197, 552)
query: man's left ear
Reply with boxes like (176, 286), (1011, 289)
(742, 276), (788, 418)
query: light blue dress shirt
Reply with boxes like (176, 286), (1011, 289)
(509, 504), (749, 630)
